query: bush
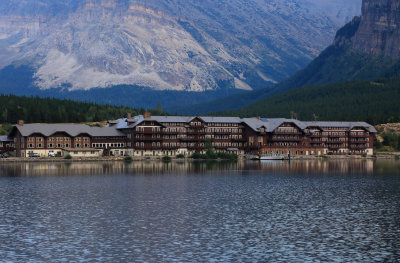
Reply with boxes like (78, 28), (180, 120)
(361, 153), (367, 158)
(190, 152), (203, 159)
(124, 156), (133, 162)
(176, 154), (185, 159)
(64, 154), (72, 160)
(216, 152), (238, 160)
(162, 156), (171, 162)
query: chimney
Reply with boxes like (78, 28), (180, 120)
(18, 120), (24, 126)
(144, 112), (151, 119)
(127, 113), (132, 120)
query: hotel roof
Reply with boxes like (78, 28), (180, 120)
(108, 115), (378, 133)
(12, 124), (126, 137)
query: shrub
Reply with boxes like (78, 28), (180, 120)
(64, 154), (72, 160)
(176, 154), (185, 159)
(124, 156), (133, 162)
(216, 152), (238, 160)
(361, 153), (367, 158)
(162, 156), (171, 162)
(190, 152), (203, 159)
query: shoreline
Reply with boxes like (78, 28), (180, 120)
(0, 154), (399, 163)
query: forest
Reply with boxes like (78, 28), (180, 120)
(218, 78), (400, 125)
(0, 94), (162, 134)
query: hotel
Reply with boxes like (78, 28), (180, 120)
(4, 113), (377, 158)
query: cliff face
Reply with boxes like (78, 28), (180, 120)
(352, 0), (400, 58)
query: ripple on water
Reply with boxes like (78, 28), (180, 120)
(0, 161), (399, 262)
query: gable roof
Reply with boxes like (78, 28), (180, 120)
(199, 116), (242, 124)
(12, 124), (126, 137)
(304, 121), (377, 133)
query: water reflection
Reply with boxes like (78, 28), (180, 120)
(1, 159), (399, 177)
(0, 160), (399, 262)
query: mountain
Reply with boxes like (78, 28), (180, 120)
(185, 0), (400, 116)
(0, 0), (361, 108)
(213, 0), (400, 122)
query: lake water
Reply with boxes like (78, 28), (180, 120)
(0, 160), (399, 262)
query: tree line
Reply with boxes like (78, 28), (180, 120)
(217, 78), (400, 125)
(0, 94), (163, 127)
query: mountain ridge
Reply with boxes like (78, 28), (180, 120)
(211, 0), (400, 121)
(0, 0), (361, 97)
(181, 0), (400, 115)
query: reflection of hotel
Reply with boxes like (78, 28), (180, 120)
(5, 113), (376, 157)
(0, 160), (376, 176)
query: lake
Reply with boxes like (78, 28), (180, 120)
(0, 160), (399, 262)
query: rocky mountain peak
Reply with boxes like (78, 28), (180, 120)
(342, 0), (400, 58)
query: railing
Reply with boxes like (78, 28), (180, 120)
(246, 145), (261, 149)
(273, 131), (302, 135)
(271, 137), (301, 142)
(135, 130), (162, 134)
(187, 145), (206, 150)
(134, 137), (163, 141)
(213, 131), (233, 135)
(349, 145), (368, 149)
(349, 134), (369, 138)
(327, 145), (345, 149)
(349, 139), (368, 143)
(187, 131), (206, 135)
(134, 145), (179, 150)
(327, 139), (345, 143)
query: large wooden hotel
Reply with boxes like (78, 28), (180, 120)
(2, 113), (377, 158)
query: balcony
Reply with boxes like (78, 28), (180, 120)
(349, 138), (368, 143)
(247, 145), (261, 150)
(134, 137), (163, 141)
(327, 139), (345, 143)
(349, 134), (369, 138)
(187, 131), (206, 135)
(187, 145), (205, 150)
(213, 131), (232, 135)
(349, 145), (368, 150)
(135, 130), (162, 135)
(163, 131), (186, 135)
(271, 137), (301, 142)
(273, 131), (302, 135)
(327, 145), (345, 149)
